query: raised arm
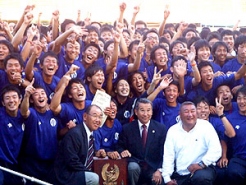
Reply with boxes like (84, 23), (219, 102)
(105, 30), (120, 74)
(130, 5), (140, 27)
(21, 24), (38, 61)
(118, 2), (126, 24)
(51, 10), (60, 41)
(50, 64), (79, 115)
(128, 37), (144, 72)
(188, 46), (201, 86)
(147, 75), (173, 101)
(12, 5), (35, 35)
(0, 21), (13, 42)
(52, 25), (81, 54)
(20, 78), (35, 118)
(12, 11), (34, 50)
(158, 5), (170, 36)
(25, 42), (43, 81)
(215, 97), (236, 138)
(170, 22), (188, 44)
(116, 22), (128, 58)
(234, 60), (246, 80)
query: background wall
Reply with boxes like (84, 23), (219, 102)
(0, 0), (245, 27)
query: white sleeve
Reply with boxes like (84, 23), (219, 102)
(162, 128), (176, 183)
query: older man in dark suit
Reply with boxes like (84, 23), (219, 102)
(54, 105), (103, 185)
(116, 98), (167, 185)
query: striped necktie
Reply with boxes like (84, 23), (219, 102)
(86, 135), (94, 170)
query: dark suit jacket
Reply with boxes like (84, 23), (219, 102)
(116, 119), (166, 171)
(54, 124), (89, 185)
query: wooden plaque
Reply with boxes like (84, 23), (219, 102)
(93, 157), (128, 185)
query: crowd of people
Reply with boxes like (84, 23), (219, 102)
(0, 2), (246, 185)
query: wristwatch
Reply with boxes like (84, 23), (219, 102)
(198, 161), (206, 169)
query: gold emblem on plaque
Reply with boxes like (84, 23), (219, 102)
(101, 163), (119, 185)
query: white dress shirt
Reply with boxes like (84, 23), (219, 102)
(162, 119), (222, 183)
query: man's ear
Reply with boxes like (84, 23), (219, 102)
(1, 101), (5, 106)
(87, 77), (92, 83)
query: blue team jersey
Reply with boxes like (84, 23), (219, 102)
(225, 111), (246, 160)
(59, 101), (92, 128)
(85, 84), (94, 101)
(0, 108), (25, 164)
(139, 52), (154, 72)
(224, 102), (238, 115)
(209, 116), (225, 140)
(152, 99), (180, 130)
(33, 71), (60, 103)
(22, 108), (59, 160)
(55, 52), (84, 79)
(0, 70), (26, 99)
(222, 58), (244, 87)
(187, 74), (235, 105)
(211, 62), (222, 73)
(94, 119), (122, 152)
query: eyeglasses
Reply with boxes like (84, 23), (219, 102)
(87, 113), (103, 120)
(147, 36), (158, 41)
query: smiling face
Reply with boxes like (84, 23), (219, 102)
(40, 56), (58, 76)
(86, 31), (99, 44)
(180, 103), (197, 130)
(214, 45), (227, 62)
(65, 41), (80, 62)
(31, 88), (48, 110)
(153, 48), (168, 68)
(222, 35), (234, 52)
(84, 105), (103, 131)
(115, 79), (130, 97)
(196, 101), (210, 120)
(134, 102), (153, 125)
(146, 32), (159, 50)
(164, 84), (179, 106)
(237, 92), (246, 115)
(108, 100), (117, 120)
(131, 73), (146, 95)
(2, 90), (21, 115)
(68, 82), (86, 102)
(171, 43), (185, 57)
(83, 46), (99, 65)
(197, 46), (210, 62)
(0, 44), (10, 61)
(5, 58), (22, 81)
(200, 65), (214, 87)
(217, 85), (233, 107)
(88, 70), (105, 90)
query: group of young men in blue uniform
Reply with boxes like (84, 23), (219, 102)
(1, 2), (246, 185)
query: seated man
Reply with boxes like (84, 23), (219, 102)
(162, 101), (222, 185)
(116, 98), (166, 185)
(54, 105), (103, 185)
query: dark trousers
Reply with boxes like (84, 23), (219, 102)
(170, 166), (216, 185)
(227, 157), (246, 185)
(0, 162), (23, 185)
(214, 166), (227, 185)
